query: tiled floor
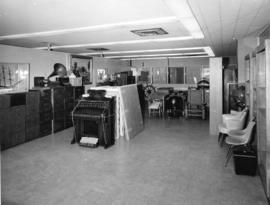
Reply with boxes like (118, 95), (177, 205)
(1, 118), (268, 205)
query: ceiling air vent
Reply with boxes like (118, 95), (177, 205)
(131, 28), (168, 37)
(86, 47), (109, 51)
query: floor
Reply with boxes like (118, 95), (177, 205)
(1, 118), (268, 205)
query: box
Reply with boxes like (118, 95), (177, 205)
(69, 77), (82, 86)
(233, 147), (257, 176)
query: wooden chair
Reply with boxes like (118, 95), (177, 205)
(184, 88), (206, 119)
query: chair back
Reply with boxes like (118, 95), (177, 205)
(188, 88), (203, 105)
(243, 121), (256, 144)
(239, 109), (248, 129)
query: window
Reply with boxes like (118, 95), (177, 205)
(152, 67), (167, 84)
(186, 67), (201, 84)
(168, 67), (185, 84)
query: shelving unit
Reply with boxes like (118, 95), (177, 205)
(255, 39), (270, 200)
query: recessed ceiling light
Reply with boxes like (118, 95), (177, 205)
(131, 28), (168, 37)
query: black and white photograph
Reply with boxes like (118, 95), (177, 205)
(0, 0), (270, 204)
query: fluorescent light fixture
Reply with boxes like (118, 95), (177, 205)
(163, 0), (204, 39)
(120, 55), (209, 61)
(78, 47), (205, 55)
(0, 16), (177, 41)
(105, 52), (207, 59)
(34, 36), (193, 49)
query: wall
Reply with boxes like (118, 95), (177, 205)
(132, 57), (209, 90)
(0, 45), (130, 90)
(0, 44), (69, 88)
(237, 36), (258, 82)
(209, 57), (223, 135)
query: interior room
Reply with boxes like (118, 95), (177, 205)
(0, 0), (270, 204)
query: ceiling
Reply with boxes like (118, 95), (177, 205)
(0, 0), (269, 60)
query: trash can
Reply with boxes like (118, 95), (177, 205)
(233, 147), (257, 176)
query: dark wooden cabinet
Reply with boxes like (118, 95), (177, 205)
(51, 86), (84, 133)
(1, 86), (84, 150)
(25, 91), (40, 141)
(0, 94), (26, 150)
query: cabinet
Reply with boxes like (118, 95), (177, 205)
(38, 88), (52, 137)
(25, 91), (40, 141)
(0, 93), (26, 150)
(1, 86), (84, 150)
(51, 86), (84, 133)
(255, 39), (270, 200)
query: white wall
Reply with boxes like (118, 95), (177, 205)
(0, 44), (69, 88)
(0, 45), (131, 90)
(237, 36), (258, 82)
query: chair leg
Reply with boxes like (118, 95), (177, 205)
(220, 134), (227, 147)
(218, 133), (222, 143)
(224, 145), (233, 167)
